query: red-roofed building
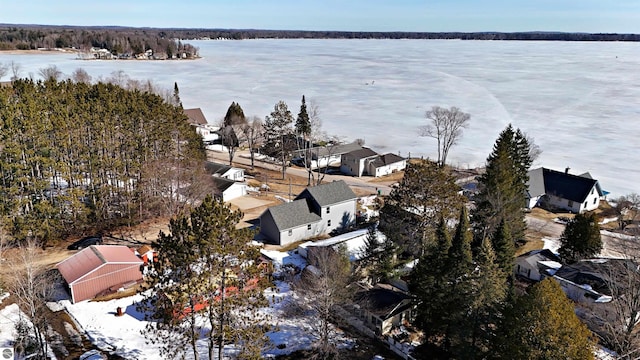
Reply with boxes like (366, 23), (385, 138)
(57, 245), (144, 303)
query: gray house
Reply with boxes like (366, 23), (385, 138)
(340, 148), (380, 177)
(259, 181), (357, 246)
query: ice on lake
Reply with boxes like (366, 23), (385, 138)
(1, 39), (638, 196)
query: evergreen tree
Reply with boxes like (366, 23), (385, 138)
(223, 101), (246, 126)
(495, 278), (596, 360)
(443, 207), (474, 353)
(358, 225), (381, 282)
(410, 216), (452, 342)
(559, 212), (602, 263)
(472, 124), (532, 253)
(173, 81), (181, 106)
(492, 218), (515, 279)
(295, 95), (311, 137)
(467, 236), (507, 358)
(263, 100), (294, 179)
(380, 160), (464, 258)
(140, 195), (270, 359)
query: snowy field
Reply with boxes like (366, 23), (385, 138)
(1, 39), (638, 196)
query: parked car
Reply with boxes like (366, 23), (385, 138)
(68, 236), (103, 250)
(79, 350), (107, 360)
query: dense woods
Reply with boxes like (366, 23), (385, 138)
(0, 79), (206, 245)
(0, 25), (637, 53)
(0, 25), (199, 57)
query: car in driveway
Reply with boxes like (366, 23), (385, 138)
(67, 236), (103, 250)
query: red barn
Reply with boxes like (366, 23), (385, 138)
(57, 245), (144, 303)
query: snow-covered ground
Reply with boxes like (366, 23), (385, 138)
(1, 39), (638, 197)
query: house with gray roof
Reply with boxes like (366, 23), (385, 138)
(340, 148), (380, 177)
(294, 142), (365, 169)
(259, 180), (357, 246)
(526, 167), (603, 213)
(205, 161), (246, 201)
(341, 148), (406, 177)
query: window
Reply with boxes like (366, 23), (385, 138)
(593, 198), (597, 204)
(591, 188), (594, 195)
(288, 229), (292, 236)
(307, 224), (312, 230)
(326, 207), (330, 214)
(584, 201), (588, 208)
(327, 220), (332, 227)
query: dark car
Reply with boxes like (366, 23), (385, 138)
(68, 236), (103, 250)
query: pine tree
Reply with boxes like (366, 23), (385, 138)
(223, 101), (246, 126)
(410, 216), (452, 341)
(559, 212), (602, 263)
(263, 100), (294, 179)
(295, 95), (311, 137)
(492, 218), (515, 279)
(472, 124), (531, 255)
(173, 81), (181, 106)
(496, 278), (596, 360)
(467, 236), (507, 358)
(140, 195), (270, 359)
(358, 225), (381, 282)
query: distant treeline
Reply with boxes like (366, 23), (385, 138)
(0, 25), (638, 49)
(0, 25), (199, 58)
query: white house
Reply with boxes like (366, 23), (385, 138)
(258, 180), (357, 246)
(552, 259), (619, 304)
(297, 142), (364, 169)
(212, 177), (247, 202)
(526, 167), (604, 213)
(367, 153), (407, 177)
(205, 161), (245, 182)
(340, 148), (380, 177)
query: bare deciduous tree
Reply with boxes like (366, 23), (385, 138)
(5, 240), (57, 359)
(614, 193), (640, 232)
(419, 106), (471, 167)
(584, 252), (640, 360)
(0, 62), (8, 81)
(71, 68), (92, 84)
(240, 116), (263, 170)
(292, 246), (353, 359)
(38, 65), (63, 81)
(10, 61), (21, 81)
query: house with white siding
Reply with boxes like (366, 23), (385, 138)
(258, 181), (357, 246)
(526, 167), (603, 213)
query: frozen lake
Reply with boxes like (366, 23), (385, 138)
(1, 39), (638, 196)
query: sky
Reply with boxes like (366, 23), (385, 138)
(1, 0), (639, 33)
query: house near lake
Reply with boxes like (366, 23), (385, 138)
(515, 249), (562, 282)
(526, 167), (604, 213)
(258, 180), (357, 246)
(205, 161), (247, 202)
(340, 148), (407, 177)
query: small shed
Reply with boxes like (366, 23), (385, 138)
(57, 245), (143, 303)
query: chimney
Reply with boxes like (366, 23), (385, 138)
(565, 167), (570, 174)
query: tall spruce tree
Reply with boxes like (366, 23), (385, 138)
(495, 278), (596, 360)
(295, 95), (311, 137)
(559, 212), (602, 263)
(472, 124), (532, 250)
(492, 218), (515, 279)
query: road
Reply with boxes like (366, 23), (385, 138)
(206, 148), (393, 196)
